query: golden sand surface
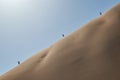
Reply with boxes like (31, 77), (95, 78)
(0, 3), (120, 80)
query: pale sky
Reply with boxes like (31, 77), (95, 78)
(0, 0), (119, 75)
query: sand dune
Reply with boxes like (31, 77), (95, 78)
(0, 3), (120, 80)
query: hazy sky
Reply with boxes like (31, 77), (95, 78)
(0, 0), (119, 75)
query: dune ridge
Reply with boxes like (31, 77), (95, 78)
(0, 3), (120, 80)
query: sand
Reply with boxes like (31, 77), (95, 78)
(0, 3), (120, 80)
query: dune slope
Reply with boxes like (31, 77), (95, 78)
(0, 3), (120, 80)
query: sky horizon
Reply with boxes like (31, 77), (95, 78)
(0, 0), (120, 75)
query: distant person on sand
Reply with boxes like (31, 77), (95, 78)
(18, 61), (20, 64)
(100, 12), (102, 15)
